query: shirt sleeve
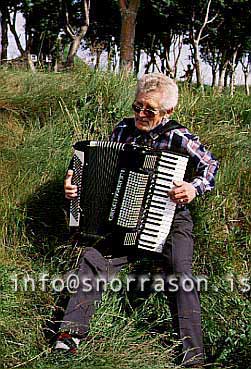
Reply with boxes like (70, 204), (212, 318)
(183, 133), (219, 196)
(109, 127), (119, 142)
(109, 121), (125, 142)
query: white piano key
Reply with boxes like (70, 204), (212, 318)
(143, 223), (161, 231)
(155, 185), (172, 192)
(147, 212), (163, 221)
(149, 198), (176, 213)
(158, 160), (188, 170)
(139, 233), (158, 243)
(138, 239), (155, 247)
(160, 155), (188, 164)
(156, 178), (172, 187)
(142, 231), (159, 238)
(157, 167), (186, 176)
(144, 221), (172, 231)
(161, 152), (188, 162)
(151, 195), (171, 203)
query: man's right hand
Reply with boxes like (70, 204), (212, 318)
(64, 170), (78, 199)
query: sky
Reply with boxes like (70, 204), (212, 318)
(3, 12), (249, 86)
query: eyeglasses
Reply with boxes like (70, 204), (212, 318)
(132, 103), (160, 118)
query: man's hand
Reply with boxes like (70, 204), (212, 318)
(64, 170), (78, 199)
(168, 181), (196, 204)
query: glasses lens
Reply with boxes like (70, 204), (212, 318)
(132, 104), (156, 118)
(145, 109), (156, 118)
(132, 103), (141, 113)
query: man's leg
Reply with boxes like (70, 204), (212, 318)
(58, 247), (128, 339)
(163, 209), (204, 367)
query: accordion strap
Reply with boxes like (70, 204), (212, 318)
(121, 117), (185, 141)
(150, 119), (185, 140)
(163, 119), (185, 132)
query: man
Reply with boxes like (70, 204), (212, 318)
(57, 73), (219, 367)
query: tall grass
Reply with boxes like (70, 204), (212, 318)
(0, 67), (250, 368)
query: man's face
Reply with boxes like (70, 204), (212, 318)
(133, 91), (167, 132)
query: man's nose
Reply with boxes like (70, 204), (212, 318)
(138, 109), (146, 117)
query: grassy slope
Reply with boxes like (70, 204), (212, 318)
(0, 67), (250, 369)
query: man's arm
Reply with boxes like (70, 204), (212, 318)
(186, 136), (219, 196)
(168, 131), (219, 203)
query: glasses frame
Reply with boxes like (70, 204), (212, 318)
(132, 103), (160, 118)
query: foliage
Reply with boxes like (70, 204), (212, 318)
(2, 0), (251, 81)
(0, 68), (250, 369)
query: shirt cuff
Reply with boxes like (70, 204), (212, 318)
(191, 178), (204, 196)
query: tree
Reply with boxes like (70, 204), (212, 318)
(241, 53), (251, 96)
(200, 0), (251, 92)
(0, 1), (9, 63)
(63, 0), (91, 67)
(0, 1), (27, 63)
(85, 0), (120, 70)
(187, 0), (217, 87)
(148, 0), (218, 85)
(135, 0), (184, 77)
(119, 0), (140, 72)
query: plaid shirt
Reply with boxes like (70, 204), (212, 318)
(110, 117), (219, 196)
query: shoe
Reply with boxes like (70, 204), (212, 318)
(54, 332), (80, 354)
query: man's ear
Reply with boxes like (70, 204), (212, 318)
(167, 107), (174, 114)
(165, 107), (174, 117)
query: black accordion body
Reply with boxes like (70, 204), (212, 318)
(70, 141), (188, 253)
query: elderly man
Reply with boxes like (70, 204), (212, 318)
(57, 73), (219, 367)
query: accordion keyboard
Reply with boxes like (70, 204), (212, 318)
(138, 151), (188, 253)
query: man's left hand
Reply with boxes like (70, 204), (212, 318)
(168, 181), (196, 204)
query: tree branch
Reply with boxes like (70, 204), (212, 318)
(66, 25), (75, 39)
(119, 0), (127, 11)
(197, 0), (212, 42)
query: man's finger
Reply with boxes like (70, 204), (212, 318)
(65, 170), (74, 186)
(66, 170), (74, 178)
(170, 186), (184, 195)
(173, 180), (183, 187)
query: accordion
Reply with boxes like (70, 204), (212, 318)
(70, 141), (188, 253)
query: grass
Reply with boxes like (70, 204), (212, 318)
(0, 66), (250, 368)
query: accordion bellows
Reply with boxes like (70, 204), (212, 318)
(70, 141), (188, 253)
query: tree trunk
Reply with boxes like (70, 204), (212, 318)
(107, 42), (112, 71)
(95, 48), (102, 70)
(211, 67), (217, 87)
(0, 5), (8, 63)
(230, 48), (238, 97)
(224, 68), (229, 88)
(244, 72), (250, 96)
(119, 0), (140, 73)
(134, 46), (141, 75)
(240, 54), (250, 96)
(193, 41), (203, 87)
(173, 35), (183, 79)
(66, 33), (85, 67)
(165, 51), (175, 78)
(27, 51), (36, 72)
(218, 68), (226, 91)
(144, 51), (157, 74)
(218, 61), (229, 92)
(7, 11), (25, 57)
(65, 0), (90, 67)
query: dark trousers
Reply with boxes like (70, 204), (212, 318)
(60, 209), (204, 366)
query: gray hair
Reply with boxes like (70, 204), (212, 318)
(135, 73), (178, 111)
